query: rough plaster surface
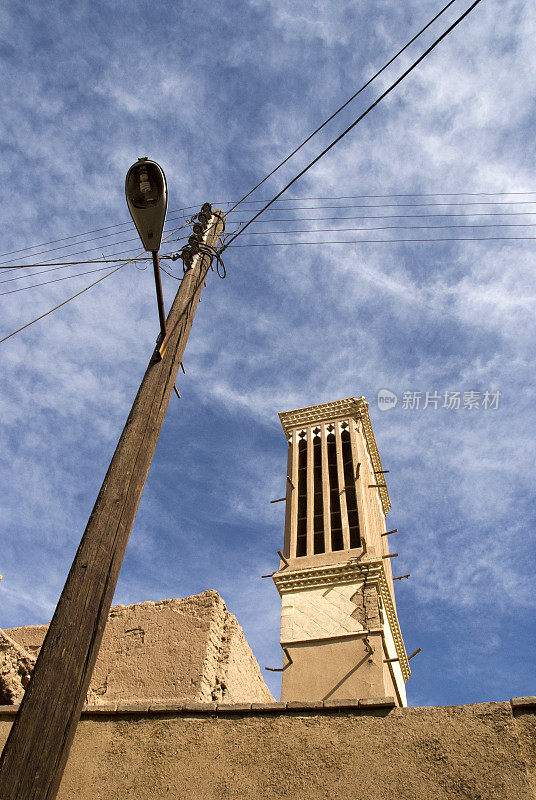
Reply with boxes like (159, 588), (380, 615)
(0, 702), (533, 799)
(281, 632), (392, 703)
(6, 591), (273, 705)
(0, 629), (35, 704)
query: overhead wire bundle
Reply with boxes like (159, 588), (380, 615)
(217, 0), (485, 251)
(4, 194), (536, 284)
(0, 0), (510, 343)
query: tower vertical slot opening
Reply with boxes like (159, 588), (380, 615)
(296, 435), (308, 556)
(312, 435), (324, 554)
(327, 431), (343, 550)
(341, 429), (361, 548)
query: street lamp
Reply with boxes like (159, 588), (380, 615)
(125, 157), (168, 341)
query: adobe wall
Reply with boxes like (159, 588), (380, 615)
(0, 698), (534, 799)
(281, 632), (389, 702)
(5, 590), (273, 704)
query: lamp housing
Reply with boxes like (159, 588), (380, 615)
(125, 157), (168, 252)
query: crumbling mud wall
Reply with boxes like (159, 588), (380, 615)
(0, 629), (35, 704)
(0, 698), (534, 799)
(5, 590), (273, 705)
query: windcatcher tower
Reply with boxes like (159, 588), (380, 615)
(273, 397), (409, 707)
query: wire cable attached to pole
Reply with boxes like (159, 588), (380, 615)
(0, 224), (186, 346)
(219, 0), (484, 253)
(225, 0), (459, 215)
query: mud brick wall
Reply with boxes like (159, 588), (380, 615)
(5, 590), (273, 705)
(0, 698), (534, 800)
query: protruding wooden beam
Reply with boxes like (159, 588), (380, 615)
(265, 648), (293, 671)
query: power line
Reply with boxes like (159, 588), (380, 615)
(3, 199), (534, 268)
(0, 226), (139, 263)
(0, 219), (188, 269)
(0, 263), (120, 286)
(0, 234), (149, 268)
(225, 0), (459, 214)
(9, 199), (531, 268)
(24, 245), (159, 266)
(0, 226), (184, 345)
(231, 210), (536, 223)
(220, 0), (484, 251)
(0, 219), (193, 268)
(0, 266), (123, 297)
(159, 264), (181, 281)
(216, 222), (536, 237)
(0, 258), (148, 273)
(7, 218), (536, 278)
(5, 192), (536, 265)
(0, 228), (156, 265)
(224, 200), (536, 215)
(2, 229), (532, 294)
(224, 191), (536, 203)
(227, 235), (536, 247)
(0, 262), (130, 345)
(0, 223), (135, 261)
(0, 206), (198, 261)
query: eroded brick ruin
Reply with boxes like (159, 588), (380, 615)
(2, 590), (273, 706)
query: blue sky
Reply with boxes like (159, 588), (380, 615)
(0, 0), (535, 706)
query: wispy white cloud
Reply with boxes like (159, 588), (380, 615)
(0, 0), (534, 706)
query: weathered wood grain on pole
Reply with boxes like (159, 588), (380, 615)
(0, 211), (225, 800)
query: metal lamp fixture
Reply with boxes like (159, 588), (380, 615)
(125, 157), (168, 252)
(125, 157), (169, 347)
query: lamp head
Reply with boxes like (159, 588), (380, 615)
(125, 157), (168, 252)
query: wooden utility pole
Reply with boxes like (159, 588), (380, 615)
(0, 210), (225, 800)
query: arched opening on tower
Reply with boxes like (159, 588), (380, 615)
(341, 428), (360, 548)
(326, 431), (343, 551)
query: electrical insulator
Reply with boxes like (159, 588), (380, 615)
(192, 222), (204, 236)
(200, 202), (212, 217)
(181, 247), (194, 268)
